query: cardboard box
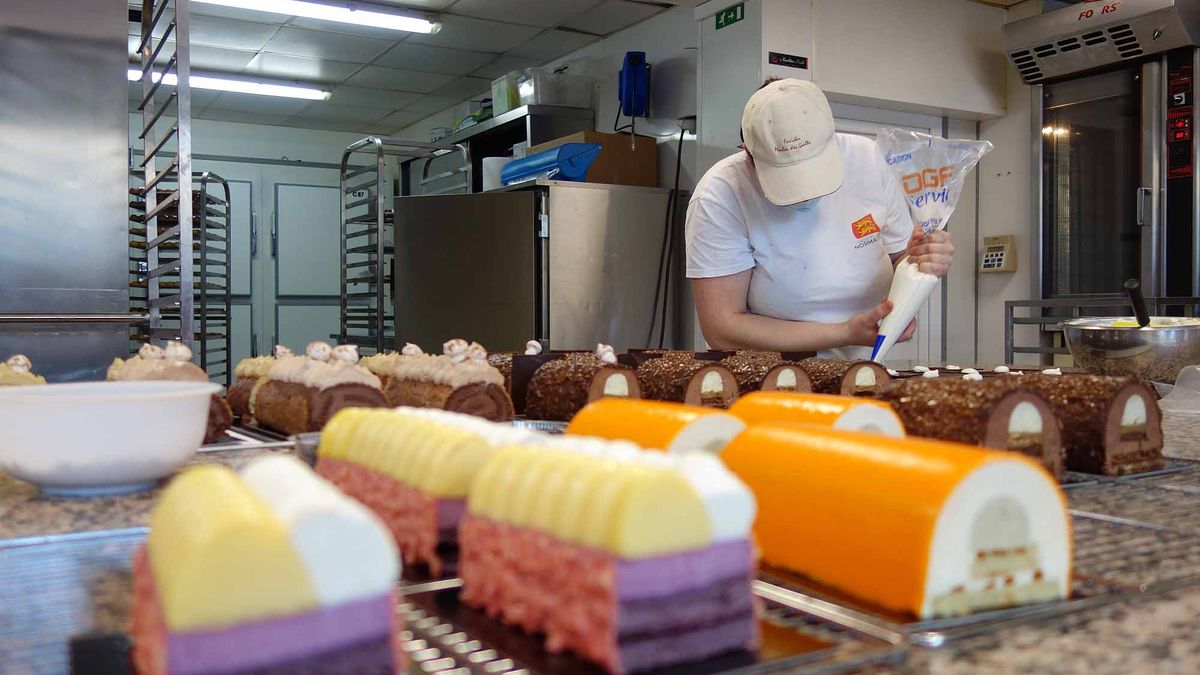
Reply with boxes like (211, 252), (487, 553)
(528, 131), (658, 188)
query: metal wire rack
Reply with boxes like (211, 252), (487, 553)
(127, 172), (232, 386)
(338, 137), (471, 354)
(134, 0), (194, 354)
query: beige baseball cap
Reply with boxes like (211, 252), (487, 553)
(741, 79), (844, 206)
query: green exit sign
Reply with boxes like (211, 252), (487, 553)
(715, 3), (744, 30)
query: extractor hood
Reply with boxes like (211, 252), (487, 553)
(1004, 0), (1200, 84)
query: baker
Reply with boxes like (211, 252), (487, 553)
(685, 79), (955, 358)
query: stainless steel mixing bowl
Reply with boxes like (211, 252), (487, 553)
(1063, 317), (1200, 383)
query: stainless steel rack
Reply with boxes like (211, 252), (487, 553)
(134, 0), (194, 352)
(338, 137), (470, 354)
(128, 172), (232, 386)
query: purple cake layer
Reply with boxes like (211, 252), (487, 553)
(168, 593), (393, 675)
(436, 498), (467, 531)
(233, 635), (396, 675)
(616, 576), (754, 637)
(614, 538), (753, 600)
(617, 613), (758, 673)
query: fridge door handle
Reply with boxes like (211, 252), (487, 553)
(250, 211), (258, 256)
(1136, 187), (1153, 226)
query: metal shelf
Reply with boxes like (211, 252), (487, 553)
(440, 104), (592, 145)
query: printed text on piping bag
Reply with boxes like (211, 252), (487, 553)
(871, 130), (993, 362)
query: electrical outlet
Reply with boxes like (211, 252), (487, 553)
(678, 115), (697, 134)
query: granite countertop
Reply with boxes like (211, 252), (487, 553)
(2, 413), (1200, 674)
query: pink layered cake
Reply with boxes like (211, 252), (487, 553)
(316, 407), (538, 576)
(131, 456), (401, 674)
(460, 437), (759, 673)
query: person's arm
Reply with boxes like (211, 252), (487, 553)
(692, 270), (906, 351)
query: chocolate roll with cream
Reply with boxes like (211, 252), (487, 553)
(109, 342), (233, 444)
(1016, 374), (1164, 476)
(876, 378), (1065, 479)
(798, 358), (891, 396)
(384, 340), (514, 422)
(228, 345), (292, 422)
(636, 354), (738, 408)
(254, 342), (389, 435)
(721, 351), (812, 395)
(525, 345), (640, 421)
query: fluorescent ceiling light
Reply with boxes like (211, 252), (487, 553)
(127, 68), (330, 100)
(193, 0), (440, 33)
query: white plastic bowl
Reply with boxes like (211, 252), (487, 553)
(0, 380), (220, 496)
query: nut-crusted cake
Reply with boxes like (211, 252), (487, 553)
(636, 353), (738, 408)
(796, 358), (890, 396)
(524, 344), (641, 421)
(721, 351), (812, 395)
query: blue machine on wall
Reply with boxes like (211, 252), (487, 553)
(619, 51), (651, 118)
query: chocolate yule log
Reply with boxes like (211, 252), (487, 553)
(1014, 374), (1164, 476)
(636, 353), (739, 408)
(384, 340), (514, 422)
(721, 350), (812, 395)
(254, 342), (388, 435)
(486, 339), (543, 393)
(109, 342), (232, 444)
(875, 378), (1065, 479)
(524, 344), (641, 422)
(228, 345), (293, 422)
(797, 358), (891, 396)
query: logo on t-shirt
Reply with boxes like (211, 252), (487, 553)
(851, 214), (881, 239)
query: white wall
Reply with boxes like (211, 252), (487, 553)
(977, 0), (1040, 365)
(811, 0), (1008, 119)
(128, 114), (368, 165)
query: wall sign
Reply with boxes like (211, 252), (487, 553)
(715, 3), (744, 30)
(768, 52), (808, 70)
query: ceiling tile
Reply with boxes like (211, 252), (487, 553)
(447, 0), (602, 28)
(189, 15), (281, 51)
(282, 118), (377, 134)
(205, 92), (317, 116)
(507, 29), (599, 60)
(329, 86), (423, 109)
(244, 53), (361, 83)
(471, 55), (539, 80)
(428, 76), (491, 101)
(562, 0), (662, 36)
(197, 108), (291, 125)
(403, 94), (460, 113)
(302, 103), (391, 123)
(189, 45), (258, 73)
(345, 65), (457, 93)
(262, 27), (393, 63)
(407, 14), (542, 52)
(189, 3), (287, 24)
(374, 43), (497, 76)
(285, 16), (424, 40)
(378, 109), (426, 129)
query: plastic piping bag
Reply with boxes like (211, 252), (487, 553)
(871, 130), (994, 362)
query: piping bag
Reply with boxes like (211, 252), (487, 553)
(870, 130), (993, 362)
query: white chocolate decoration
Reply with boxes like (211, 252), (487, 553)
(913, 365), (930, 373)
(1009, 371), (1025, 376)
(466, 342), (488, 363)
(1121, 395), (1148, 427)
(1042, 368), (1062, 376)
(1009, 401), (1044, 435)
(444, 338), (469, 364)
(594, 343), (618, 365)
(962, 368), (979, 375)
(524, 340), (543, 356)
(239, 455), (399, 607)
(963, 373), (983, 381)
(887, 368), (899, 377)
(401, 343), (424, 356)
(603, 373), (630, 397)
(854, 367), (877, 387)
(701, 370), (724, 394)
(994, 366), (1010, 374)
(776, 368), (797, 389)
(164, 341), (192, 362)
(273, 345), (293, 358)
(305, 341), (332, 363)
(331, 344), (359, 363)
(922, 370), (940, 379)
(6, 355), (31, 374)
(946, 364), (962, 371)
(139, 343), (165, 360)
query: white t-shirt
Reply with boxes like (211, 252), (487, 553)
(685, 133), (913, 358)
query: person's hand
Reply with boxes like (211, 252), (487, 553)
(906, 227), (954, 277)
(842, 301), (918, 347)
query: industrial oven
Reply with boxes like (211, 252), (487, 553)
(1006, 0), (1200, 301)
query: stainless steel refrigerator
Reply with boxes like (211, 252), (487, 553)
(392, 180), (690, 353)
